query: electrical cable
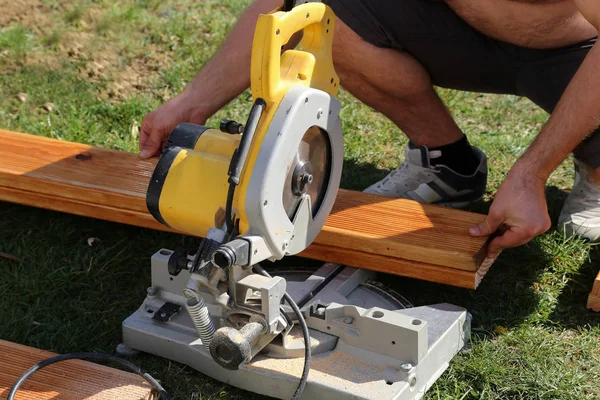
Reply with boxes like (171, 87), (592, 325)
(253, 264), (311, 400)
(7, 352), (171, 400)
(225, 183), (237, 233)
(224, 98), (266, 234)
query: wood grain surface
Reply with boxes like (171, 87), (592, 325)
(0, 129), (492, 287)
(0, 340), (153, 400)
(588, 271), (600, 312)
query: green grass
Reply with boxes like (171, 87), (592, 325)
(1, 1), (599, 399)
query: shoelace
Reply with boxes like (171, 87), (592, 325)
(373, 161), (432, 190)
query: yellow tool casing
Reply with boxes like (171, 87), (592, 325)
(146, 125), (240, 236)
(146, 2), (339, 238)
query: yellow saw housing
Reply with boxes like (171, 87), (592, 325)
(146, 2), (339, 239)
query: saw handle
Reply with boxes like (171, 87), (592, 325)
(251, 2), (339, 103)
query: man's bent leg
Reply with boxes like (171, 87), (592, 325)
(330, 19), (487, 206)
(324, 0), (524, 204)
(332, 19), (465, 148)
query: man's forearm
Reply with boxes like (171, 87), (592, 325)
(516, 41), (600, 180)
(181, 0), (285, 119)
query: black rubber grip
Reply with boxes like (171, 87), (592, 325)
(165, 123), (209, 151)
(146, 146), (182, 227)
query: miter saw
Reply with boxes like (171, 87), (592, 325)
(120, 2), (471, 399)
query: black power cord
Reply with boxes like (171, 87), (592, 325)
(8, 352), (171, 400)
(253, 264), (311, 400)
(225, 98), (266, 234)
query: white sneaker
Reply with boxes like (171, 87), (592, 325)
(363, 142), (488, 208)
(558, 159), (600, 242)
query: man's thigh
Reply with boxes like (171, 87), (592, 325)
(516, 40), (596, 114)
(324, 0), (520, 94)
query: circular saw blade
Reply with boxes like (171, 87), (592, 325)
(282, 126), (332, 221)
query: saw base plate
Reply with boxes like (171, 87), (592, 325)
(121, 250), (470, 400)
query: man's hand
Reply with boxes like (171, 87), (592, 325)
(138, 0), (285, 159)
(139, 93), (208, 158)
(469, 166), (551, 258)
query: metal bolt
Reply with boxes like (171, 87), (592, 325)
(317, 110), (323, 119)
(302, 173), (313, 185)
(343, 317), (353, 324)
(160, 313), (167, 318)
(282, 241), (288, 251)
(147, 287), (158, 297)
(400, 363), (413, 372)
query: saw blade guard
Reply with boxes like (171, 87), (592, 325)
(244, 85), (343, 260)
(232, 2), (340, 236)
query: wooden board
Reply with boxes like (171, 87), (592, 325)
(588, 271), (600, 312)
(0, 340), (153, 400)
(0, 129), (492, 288)
(302, 243), (494, 289)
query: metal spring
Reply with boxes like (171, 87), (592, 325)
(185, 295), (215, 352)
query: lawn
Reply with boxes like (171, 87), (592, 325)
(1, 1), (599, 399)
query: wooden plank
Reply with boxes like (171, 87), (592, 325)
(588, 271), (600, 312)
(321, 191), (488, 270)
(0, 186), (171, 232)
(301, 243), (482, 289)
(0, 129), (492, 287)
(2, 184), (487, 290)
(0, 340), (153, 400)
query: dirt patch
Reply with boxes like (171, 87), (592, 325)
(64, 35), (171, 101)
(2, 1), (173, 101)
(0, 0), (54, 33)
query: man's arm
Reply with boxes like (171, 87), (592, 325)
(139, 0), (291, 158)
(470, 1), (600, 256)
(516, 0), (600, 180)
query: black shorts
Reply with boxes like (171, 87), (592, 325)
(324, 0), (600, 167)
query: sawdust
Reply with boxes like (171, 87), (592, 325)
(250, 350), (397, 398)
(283, 325), (325, 349)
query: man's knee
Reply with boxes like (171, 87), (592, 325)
(331, 19), (364, 80)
